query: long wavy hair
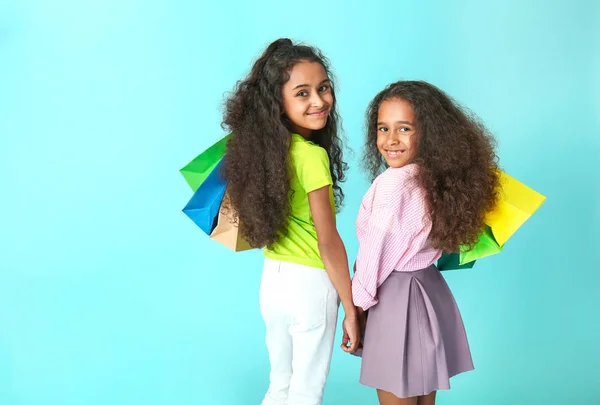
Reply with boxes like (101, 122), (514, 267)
(364, 81), (500, 252)
(221, 38), (347, 249)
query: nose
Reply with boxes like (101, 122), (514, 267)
(310, 93), (325, 108)
(387, 131), (400, 146)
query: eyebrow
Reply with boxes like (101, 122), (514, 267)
(292, 79), (331, 90)
(377, 120), (414, 125)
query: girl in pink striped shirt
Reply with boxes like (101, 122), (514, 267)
(352, 81), (500, 405)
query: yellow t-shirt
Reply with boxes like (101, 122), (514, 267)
(263, 133), (335, 269)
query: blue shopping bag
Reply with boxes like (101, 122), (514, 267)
(182, 159), (227, 235)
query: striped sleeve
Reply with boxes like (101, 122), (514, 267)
(351, 170), (429, 310)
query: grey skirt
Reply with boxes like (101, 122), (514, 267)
(357, 265), (474, 398)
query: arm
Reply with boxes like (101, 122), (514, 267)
(296, 146), (359, 352)
(352, 210), (399, 312)
(308, 186), (355, 318)
(352, 173), (424, 312)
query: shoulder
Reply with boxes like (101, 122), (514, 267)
(292, 138), (328, 158)
(372, 165), (427, 213)
(373, 164), (419, 196)
(290, 136), (330, 168)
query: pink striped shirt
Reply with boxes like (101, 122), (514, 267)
(352, 164), (442, 310)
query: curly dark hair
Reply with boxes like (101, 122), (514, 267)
(363, 80), (500, 252)
(221, 38), (347, 249)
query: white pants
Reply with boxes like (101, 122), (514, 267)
(259, 258), (339, 405)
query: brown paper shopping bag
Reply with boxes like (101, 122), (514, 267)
(210, 194), (252, 252)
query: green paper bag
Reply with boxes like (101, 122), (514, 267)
(180, 134), (231, 192)
(437, 226), (500, 270)
(459, 226), (501, 265)
(437, 252), (476, 271)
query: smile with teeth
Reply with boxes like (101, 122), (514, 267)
(386, 149), (406, 157)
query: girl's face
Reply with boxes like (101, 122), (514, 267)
(281, 61), (333, 139)
(376, 98), (418, 168)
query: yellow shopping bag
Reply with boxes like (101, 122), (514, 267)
(440, 171), (546, 270)
(485, 171), (546, 247)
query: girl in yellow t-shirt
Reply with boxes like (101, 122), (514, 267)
(221, 38), (359, 405)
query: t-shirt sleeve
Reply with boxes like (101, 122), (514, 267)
(295, 146), (333, 193)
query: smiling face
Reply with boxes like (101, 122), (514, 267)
(281, 61), (333, 139)
(376, 98), (418, 168)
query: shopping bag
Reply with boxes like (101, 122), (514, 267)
(437, 252), (477, 271)
(484, 171), (546, 247)
(209, 193), (252, 252)
(180, 134), (230, 192)
(182, 160), (226, 235)
(457, 171), (546, 265)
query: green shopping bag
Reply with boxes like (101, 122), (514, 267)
(438, 227), (502, 270)
(459, 226), (502, 265)
(180, 134), (231, 192)
(437, 252), (476, 271)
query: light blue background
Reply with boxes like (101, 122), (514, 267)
(1, 0), (598, 404)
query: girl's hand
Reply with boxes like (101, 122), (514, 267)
(341, 314), (360, 353)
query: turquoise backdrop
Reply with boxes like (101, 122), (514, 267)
(1, 0), (598, 404)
